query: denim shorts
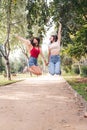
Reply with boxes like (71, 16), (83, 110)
(28, 57), (38, 67)
(49, 55), (61, 75)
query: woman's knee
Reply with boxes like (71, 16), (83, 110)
(37, 71), (42, 75)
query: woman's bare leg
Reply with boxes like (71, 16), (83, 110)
(28, 66), (42, 75)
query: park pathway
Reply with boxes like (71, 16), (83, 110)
(0, 75), (87, 130)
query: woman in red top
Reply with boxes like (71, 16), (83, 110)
(15, 35), (47, 75)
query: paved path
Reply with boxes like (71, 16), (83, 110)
(0, 76), (87, 130)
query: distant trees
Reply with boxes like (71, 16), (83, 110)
(0, 0), (27, 80)
(0, 0), (49, 80)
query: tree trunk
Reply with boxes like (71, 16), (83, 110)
(6, 58), (11, 80)
(4, 0), (12, 80)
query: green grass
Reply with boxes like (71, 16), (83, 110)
(0, 74), (24, 86)
(0, 74), (21, 86)
(64, 76), (87, 101)
(0, 73), (37, 86)
(0, 80), (18, 86)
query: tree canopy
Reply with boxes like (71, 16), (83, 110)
(0, 0), (87, 78)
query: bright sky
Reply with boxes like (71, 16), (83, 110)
(42, 19), (56, 53)
(47, 0), (53, 5)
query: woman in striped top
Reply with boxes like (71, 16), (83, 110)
(48, 22), (62, 75)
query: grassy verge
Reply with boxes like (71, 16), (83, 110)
(0, 73), (39, 86)
(0, 73), (32, 86)
(0, 80), (18, 86)
(64, 76), (87, 101)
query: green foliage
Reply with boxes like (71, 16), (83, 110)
(0, 56), (5, 73)
(10, 55), (27, 73)
(69, 25), (87, 59)
(81, 66), (87, 77)
(49, 0), (87, 74)
(69, 81), (87, 101)
(63, 66), (70, 73)
(26, 0), (49, 37)
(62, 55), (72, 65)
(0, 0), (27, 80)
(61, 47), (73, 73)
(62, 56), (72, 73)
(68, 43), (85, 60)
(49, 0), (87, 45)
(65, 76), (87, 101)
(0, 0), (27, 45)
(72, 65), (80, 74)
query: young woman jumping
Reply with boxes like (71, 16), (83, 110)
(15, 35), (47, 75)
(48, 22), (62, 75)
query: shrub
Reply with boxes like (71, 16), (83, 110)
(72, 65), (80, 74)
(63, 66), (71, 73)
(81, 66), (87, 77)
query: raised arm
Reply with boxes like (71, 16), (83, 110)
(57, 22), (62, 43)
(15, 35), (32, 48)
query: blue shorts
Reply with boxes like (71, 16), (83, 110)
(28, 57), (38, 67)
(49, 55), (61, 75)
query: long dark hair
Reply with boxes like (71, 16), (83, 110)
(51, 35), (58, 42)
(31, 37), (40, 47)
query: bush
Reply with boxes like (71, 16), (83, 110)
(63, 66), (71, 73)
(81, 66), (87, 77)
(72, 65), (80, 74)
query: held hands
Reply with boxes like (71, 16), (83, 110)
(45, 62), (49, 66)
(44, 60), (48, 66)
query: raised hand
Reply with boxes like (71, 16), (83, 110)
(58, 21), (62, 26)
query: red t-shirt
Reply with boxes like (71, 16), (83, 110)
(30, 47), (40, 58)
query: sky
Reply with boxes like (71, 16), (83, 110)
(42, 19), (56, 53)
(47, 0), (53, 5)
(42, 0), (55, 53)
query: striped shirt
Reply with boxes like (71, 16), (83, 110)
(48, 41), (60, 55)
